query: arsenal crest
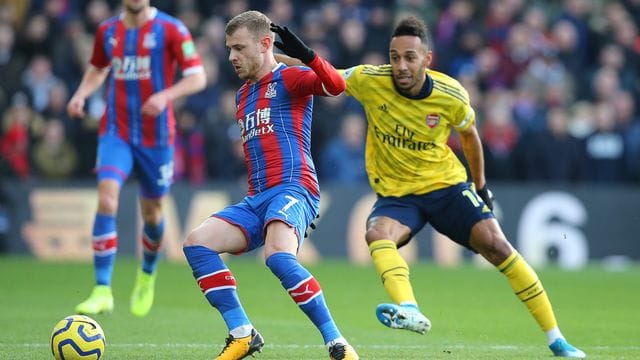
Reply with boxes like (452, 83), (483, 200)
(426, 113), (440, 128)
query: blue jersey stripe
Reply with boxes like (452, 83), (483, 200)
(104, 24), (117, 136)
(150, 22), (167, 145)
(154, 12), (184, 148)
(247, 83), (265, 193)
(271, 71), (292, 185)
(107, 76), (116, 136)
(125, 28), (141, 145)
(302, 99), (317, 178)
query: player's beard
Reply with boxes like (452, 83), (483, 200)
(237, 57), (261, 81)
(393, 72), (419, 97)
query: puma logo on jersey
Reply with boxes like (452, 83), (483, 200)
(378, 103), (388, 113)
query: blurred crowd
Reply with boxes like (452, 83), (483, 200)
(0, 0), (639, 186)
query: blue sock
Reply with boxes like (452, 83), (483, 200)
(141, 219), (164, 274)
(92, 213), (117, 286)
(183, 245), (250, 331)
(266, 252), (341, 344)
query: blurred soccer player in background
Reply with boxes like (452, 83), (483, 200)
(66, 0), (205, 317)
(278, 15), (585, 358)
(181, 10), (359, 360)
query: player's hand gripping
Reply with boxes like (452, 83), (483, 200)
(477, 185), (494, 211)
(270, 23), (316, 64)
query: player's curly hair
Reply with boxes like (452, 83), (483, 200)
(392, 16), (431, 49)
(225, 10), (273, 41)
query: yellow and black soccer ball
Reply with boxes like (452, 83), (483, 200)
(50, 315), (106, 360)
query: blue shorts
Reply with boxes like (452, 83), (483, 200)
(369, 182), (495, 251)
(213, 184), (320, 254)
(96, 134), (174, 198)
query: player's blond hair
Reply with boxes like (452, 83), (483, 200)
(225, 10), (273, 41)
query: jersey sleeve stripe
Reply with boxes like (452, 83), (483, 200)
(432, 83), (467, 104)
(361, 68), (392, 72)
(433, 79), (466, 98)
(456, 108), (475, 129)
(182, 65), (204, 77)
(359, 73), (392, 77)
(361, 70), (392, 75)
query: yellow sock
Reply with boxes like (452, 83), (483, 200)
(498, 251), (558, 332)
(369, 239), (416, 305)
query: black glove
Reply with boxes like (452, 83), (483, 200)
(270, 23), (316, 64)
(477, 185), (494, 211)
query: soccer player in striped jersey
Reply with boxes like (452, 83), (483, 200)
(181, 11), (358, 360)
(66, 0), (205, 317)
(278, 15), (585, 358)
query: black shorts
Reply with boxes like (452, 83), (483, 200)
(368, 182), (495, 251)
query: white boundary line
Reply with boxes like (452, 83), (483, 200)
(2, 343), (640, 350)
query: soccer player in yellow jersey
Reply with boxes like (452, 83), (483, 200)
(278, 15), (585, 358)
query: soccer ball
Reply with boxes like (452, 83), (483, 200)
(50, 315), (106, 360)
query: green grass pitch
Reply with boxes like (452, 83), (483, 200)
(1, 256), (639, 359)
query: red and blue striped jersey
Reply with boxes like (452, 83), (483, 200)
(235, 60), (345, 197)
(90, 7), (203, 147)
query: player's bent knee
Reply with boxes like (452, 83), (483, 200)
(365, 227), (398, 245)
(477, 238), (512, 266)
(365, 229), (383, 245)
(183, 228), (206, 248)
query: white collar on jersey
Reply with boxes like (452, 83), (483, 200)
(119, 6), (158, 21)
(272, 63), (286, 72)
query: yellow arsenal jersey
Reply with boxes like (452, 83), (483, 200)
(340, 64), (476, 197)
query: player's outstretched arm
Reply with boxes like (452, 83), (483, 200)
(271, 23), (345, 96)
(141, 70), (206, 117)
(67, 65), (109, 118)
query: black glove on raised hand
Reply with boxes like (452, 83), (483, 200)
(477, 185), (494, 211)
(270, 23), (316, 64)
